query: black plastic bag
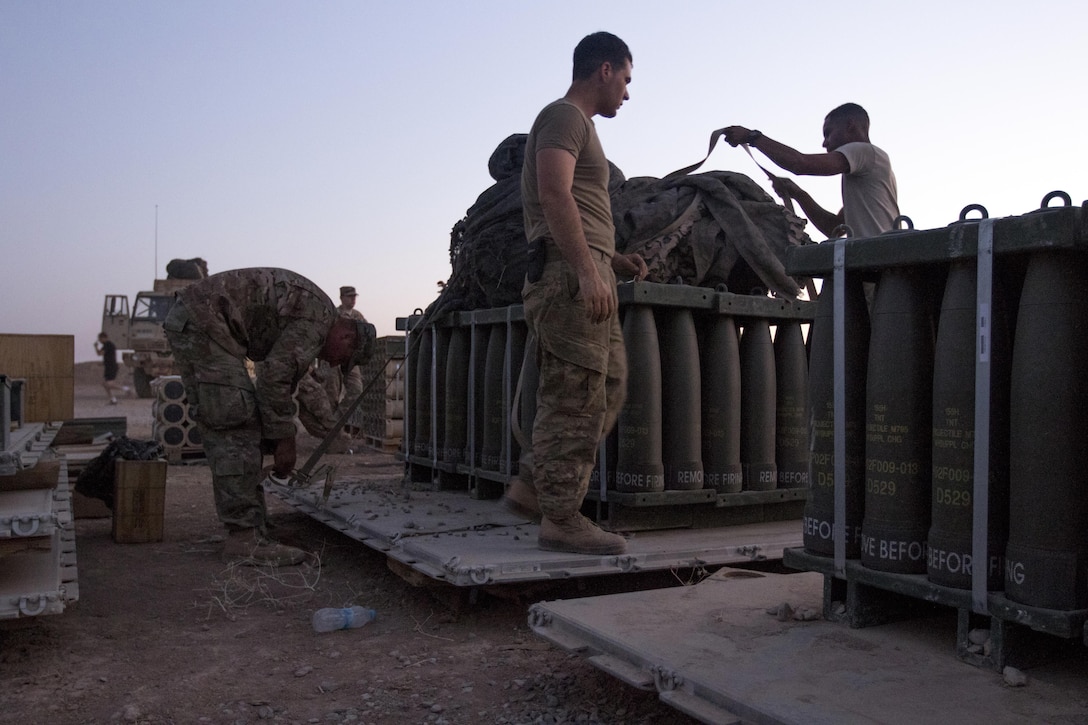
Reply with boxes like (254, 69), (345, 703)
(75, 437), (165, 510)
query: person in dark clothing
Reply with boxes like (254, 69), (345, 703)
(94, 332), (130, 404)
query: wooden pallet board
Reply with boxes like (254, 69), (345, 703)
(164, 447), (206, 465)
(365, 435), (402, 454)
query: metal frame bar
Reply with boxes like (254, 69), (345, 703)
(1, 376), (11, 452)
(833, 241), (847, 578)
(971, 219), (995, 613)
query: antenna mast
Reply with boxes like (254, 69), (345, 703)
(154, 205), (159, 277)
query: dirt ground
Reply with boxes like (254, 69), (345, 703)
(0, 364), (696, 724)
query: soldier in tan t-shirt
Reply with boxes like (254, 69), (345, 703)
(501, 32), (647, 556)
(723, 103), (899, 240)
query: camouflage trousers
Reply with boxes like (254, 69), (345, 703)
(164, 301), (268, 532)
(522, 252), (626, 520)
(339, 364), (363, 419)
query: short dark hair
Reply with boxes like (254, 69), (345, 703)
(826, 103), (870, 132)
(572, 32), (631, 81)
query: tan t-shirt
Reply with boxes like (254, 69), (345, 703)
(521, 99), (615, 255)
(836, 141), (899, 239)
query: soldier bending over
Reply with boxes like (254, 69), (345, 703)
(164, 268), (374, 566)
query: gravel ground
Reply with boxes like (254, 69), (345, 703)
(0, 363), (699, 724)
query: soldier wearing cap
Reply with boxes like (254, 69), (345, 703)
(295, 283), (370, 441)
(164, 268), (375, 566)
(337, 285), (366, 321)
(334, 285), (367, 424)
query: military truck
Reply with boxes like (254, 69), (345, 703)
(100, 259), (207, 398)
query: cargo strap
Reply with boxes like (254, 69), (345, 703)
(663, 127), (796, 212)
(741, 143), (796, 213)
(663, 127), (729, 180)
(288, 353), (399, 499)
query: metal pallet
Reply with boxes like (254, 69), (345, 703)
(0, 424), (80, 621)
(529, 567), (1088, 725)
(266, 477), (801, 587)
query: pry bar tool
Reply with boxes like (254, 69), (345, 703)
(289, 354), (398, 501)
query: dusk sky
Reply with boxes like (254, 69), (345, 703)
(3, 1), (1085, 362)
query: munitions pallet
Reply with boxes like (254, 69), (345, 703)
(398, 283), (818, 534)
(782, 198), (1088, 671)
(783, 547), (1088, 671)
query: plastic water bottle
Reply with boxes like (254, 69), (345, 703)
(311, 606), (376, 633)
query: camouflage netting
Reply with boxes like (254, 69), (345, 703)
(426, 134), (812, 322)
(613, 172), (810, 296)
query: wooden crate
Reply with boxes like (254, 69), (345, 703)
(0, 334), (74, 422)
(112, 459), (167, 543)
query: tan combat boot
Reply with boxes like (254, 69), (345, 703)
(499, 477), (541, 522)
(538, 513), (627, 555)
(223, 528), (307, 567)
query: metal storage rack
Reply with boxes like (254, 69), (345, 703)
(396, 281), (817, 532)
(782, 193), (1088, 669)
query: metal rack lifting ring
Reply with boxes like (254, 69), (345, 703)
(19, 594), (49, 617)
(10, 516), (41, 537)
(1039, 190), (1072, 208)
(958, 203), (990, 222)
(890, 214), (915, 230)
(650, 664), (684, 692)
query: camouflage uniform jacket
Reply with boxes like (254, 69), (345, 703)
(336, 304), (367, 323)
(176, 268), (337, 440)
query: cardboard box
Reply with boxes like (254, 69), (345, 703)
(112, 459), (167, 543)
